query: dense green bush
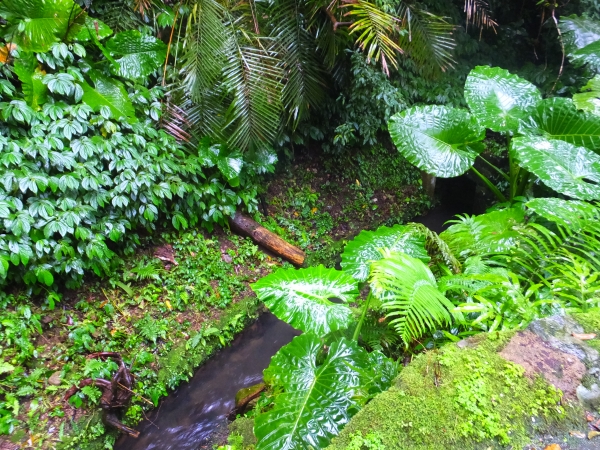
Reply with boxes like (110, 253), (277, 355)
(0, 43), (269, 290)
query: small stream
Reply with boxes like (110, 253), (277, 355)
(115, 175), (477, 449)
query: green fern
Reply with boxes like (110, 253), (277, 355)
(130, 260), (162, 282)
(407, 222), (461, 273)
(136, 314), (167, 344)
(369, 250), (454, 345)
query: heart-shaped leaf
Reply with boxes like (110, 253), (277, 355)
(81, 70), (136, 122)
(0, 0), (85, 52)
(560, 14), (600, 72)
(251, 266), (358, 336)
(510, 136), (600, 200)
(525, 97), (600, 151)
(526, 197), (599, 231)
(255, 333), (395, 450)
(106, 30), (167, 81)
(573, 75), (600, 116)
(464, 66), (542, 133)
(67, 16), (113, 42)
(388, 105), (485, 177)
(341, 224), (429, 282)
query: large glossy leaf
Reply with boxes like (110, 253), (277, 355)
(81, 70), (136, 122)
(525, 97), (600, 151)
(440, 208), (526, 258)
(0, 0), (84, 52)
(14, 55), (47, 109)
(526, 198), (599, 231)
(510, 136), (600, 200)
(369, 251), (454, 343)
(560, 15), (600, 72)
(67, 16), (113, 42)
(570, 40), (600, 73)
(341, 224), (429, 282)
(256, 333), (395, 450)
(573, 75), (600, 116)
(388, 105), (485, 177)
(106, 31), (167, 81)
(251, 266), (358, 336)
(464, 66), (542, 133)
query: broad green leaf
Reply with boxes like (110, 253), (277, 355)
(251, 266), (358, 336)
(256, 333), (394, 450)
(571, 40), (600, 73)
(441, 208), (526, 257)
(560, 15), (600, 72)
(67, 15), (113, 42)
(81, 70), (136, 122)
(510, 136), (600, 200)
(0, 362), (15, 375)
(464, 66), (542, 133)
(526, 97), (600, 151)
(573, 75), (600, 116)
(370, 251), (454, 344)
(0, 0), (85, 52)
(526, 198), (599, 231)
(106, 30), (167, 81)
(341, 224), (429, 282)
(13, 54), (47, 109)
(388, 105), (485, 177)
(216, 153), (243, 187)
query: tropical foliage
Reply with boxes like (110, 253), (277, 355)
(390, 65), (600, 202)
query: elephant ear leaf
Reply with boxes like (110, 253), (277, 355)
(341, 224), (429, 282)
(559, 14), (600, 73)
(388, 105), (485, 177)
(510, 136), (600, 200)
(251, 266), (358, 336)
(14, 54), (47, 109)
(524, 98), (600, 152)
(81, 70), (136, 123)
(256, 333), (395, 450)
(573, 75), (600, 116)
(464, 66), (542, 133)
(526, 197), (600, 231)
(0, 0), (85, 52)
(106, 30), (167, 81)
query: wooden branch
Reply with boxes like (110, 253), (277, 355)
(229, 211), (305, 266)
(323, 7), (352, 31)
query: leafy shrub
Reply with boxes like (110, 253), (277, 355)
(0, 14), (270, 289)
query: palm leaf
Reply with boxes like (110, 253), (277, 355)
(369, 250), (454, 344)
(464, 0), (497, 35)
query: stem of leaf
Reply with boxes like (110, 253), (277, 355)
(470, 166), (507, 203)
(478, 156), (509, 181)
(353, 291), (374, 342)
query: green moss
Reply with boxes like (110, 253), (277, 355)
(327, 333), (570, 450)
(228, 417), (257, 448)
(572, 309), (600, 353)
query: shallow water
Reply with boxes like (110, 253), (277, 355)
(115, 312), (299, 450)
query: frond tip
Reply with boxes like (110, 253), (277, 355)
(370, 250), (454, 345)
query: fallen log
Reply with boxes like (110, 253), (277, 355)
(229, 211), (305, 266)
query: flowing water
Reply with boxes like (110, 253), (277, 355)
(115, 175), (477, 449)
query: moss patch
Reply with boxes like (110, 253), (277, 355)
(572, 308), (600, 354)
(327, 332), (574, 450)
(228, 417), (257, 448)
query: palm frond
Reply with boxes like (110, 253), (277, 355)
(397, 3), (457, 72)
(343, 0), (403, 75)
(464, 0), (497, 36)
(370, 250), (454, 345)
(268, 0), (326, 127)
(222, 33), (284, 150)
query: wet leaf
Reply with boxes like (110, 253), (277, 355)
(572, 333), (597, 340)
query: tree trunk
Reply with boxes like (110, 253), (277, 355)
(229, 211), (306, 266)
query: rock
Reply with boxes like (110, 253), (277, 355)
(235, 382), (265, 410)
(154, 244), (178, 266)
(500, 331), (587, 399)
(590, 367), (600, 376)
(48, 371), (62, 386)
(577, 384), (600, 410)
(222, 253), (233, 264)
(528, 315), (599, 364)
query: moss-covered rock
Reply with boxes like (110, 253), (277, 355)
(327, 331), (581, 450)
(228, 417), (257, 448)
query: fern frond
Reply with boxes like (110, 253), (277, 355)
(370, 250), (454, 345)
(407, 222), (461, 273)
